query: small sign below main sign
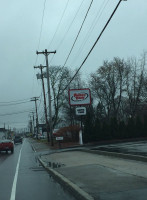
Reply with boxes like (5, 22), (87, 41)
(56, 137), (63, 141)
(76, 107), (86, 115)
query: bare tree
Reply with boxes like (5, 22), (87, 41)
(125, 52), (147, 117)
(90, 57), (126, 120)
(49, 66), (71, 128)
(89, 53), (147, 121)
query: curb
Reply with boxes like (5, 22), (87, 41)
(38, 158), (95, 200)
(82, 149), (147, 163)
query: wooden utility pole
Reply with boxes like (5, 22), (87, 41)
(30, 112), (35, 136)
(34, 64), (50, 142)
(31, 97), (39, 139)
(29, 114), (33, 134)
(36, 49), (56, 146)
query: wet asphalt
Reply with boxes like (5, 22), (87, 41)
(0, 139), (76, 200)
(34, 138), (147, 200)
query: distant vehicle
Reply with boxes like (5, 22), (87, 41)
(0, 139), (14, 153)
(14, 135), (23, 144)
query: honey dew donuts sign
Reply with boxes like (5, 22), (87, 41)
(69, 88), (91, 106)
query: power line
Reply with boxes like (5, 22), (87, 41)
(47, 0), (70, 49)
(47, 0), (94, 95)
(37, 0), (47, 50)
(34, 0), (47, 66)
(63, 0), (124, 91)
(70, 0), (110, 66)
(0, 109), (34, 117)
(63, 0), (94, 67)
(0, 101), (31, 107)
(0, 98), (31, 104)
(4, 121), (29, 124)
(56, 0), (85, 51)
(48, 0), (85, 66)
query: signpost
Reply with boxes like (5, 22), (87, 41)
(69, 88), (91, 145)
(76, 107), (86, 115)
(56, 137), (63, 149)
(56, 137), (63, 141)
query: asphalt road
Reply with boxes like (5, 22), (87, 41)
(0, 139), (76, 200)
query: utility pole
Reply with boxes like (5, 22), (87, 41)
(34, 64), (50, 142)
(36, 49), (56, 146)
(31, 97), (39, 139)
(30, 112), (35, 136)
(29, 114), (33, 134)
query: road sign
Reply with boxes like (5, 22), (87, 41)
(56, 137), (63, 141)
(69, 88), (91, 106)
(76, 107), (86, 115)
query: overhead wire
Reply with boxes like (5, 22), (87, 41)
(63, 0), (94, 67)
(0, 109), (35, 117)
(0, 98), (31, 104)
(0, 101), (31, 107)
(31, 0), (47, 100)
(70, 0), (110, 66)
(5, 121), (28, 124)
(54, 0), (85, 51)
(38, 0), (123, 105)
(39, 0), (70, 66)
(62, 0), (124, 91)
(34, 0), (47, 66)
(48, 1), (85, 65)
(37, 0), (47, 51)
(47, 0), (70, 49)
(48, 0), (94, 98)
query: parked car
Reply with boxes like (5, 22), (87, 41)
(14, 135), (23, 144)
(0, 139), (14, 153)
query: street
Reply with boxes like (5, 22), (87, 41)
(0, 139), (76, 200)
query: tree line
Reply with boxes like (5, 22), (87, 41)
(42, 52), (147, 142)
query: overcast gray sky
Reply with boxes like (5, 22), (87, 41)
(0, 0), (146, 130)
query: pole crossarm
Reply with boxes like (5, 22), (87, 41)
(34, 64), (46, 69)
(36, 49), (56, 56)
(31, 97), (39, 101)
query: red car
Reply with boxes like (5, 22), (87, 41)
(0, 139), (14, 154)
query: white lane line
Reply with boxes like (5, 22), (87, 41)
(10, 140), (25, 200)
